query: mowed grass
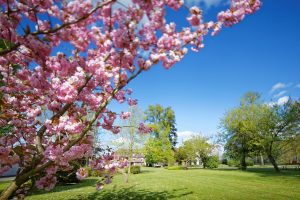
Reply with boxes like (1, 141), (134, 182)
(1, 167), (300, 200)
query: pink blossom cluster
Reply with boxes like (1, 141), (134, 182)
(36, 175), (57, 191)
(88, 153), (128, 190)
(120, 111), (131, 120)
(76, 168), (89, 180)
(215, 0), (261, 35)
(36, 166), (58, 191)
(0, 0), (260, 194)
(138, 123), (152, 134)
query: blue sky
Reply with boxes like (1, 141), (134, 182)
(106, 0), (300, 144)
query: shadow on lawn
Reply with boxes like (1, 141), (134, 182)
(215, 167), (300, 179)
(71, 186), (193, 200)
(27, 178), (99, 196)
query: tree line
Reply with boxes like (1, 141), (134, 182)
(219, 92), (300, 172)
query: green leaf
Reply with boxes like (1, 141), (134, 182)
(12, 64), (21, 74)
(0, 38), (14, 51)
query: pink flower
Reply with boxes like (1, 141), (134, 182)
(138, 123), (152, 134)
(120, 111), (131, 120)
(36, 176), (57, 191)
(187, 6), (201, 26)
(128, 98), (138, 106)
(76, 168), (88, 181)
(0, 0), (261, 193)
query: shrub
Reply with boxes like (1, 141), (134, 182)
(125, 166), (141, 174)
(84, 166), (103, 177)
(167, 166), (185, 170)
(227, 159), (254, 167)
(205, 156), (219, 169)
(246, 158), (254, 166)
(227, 159), (239, 167)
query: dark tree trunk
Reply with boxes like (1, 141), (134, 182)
(240, 136), (247, 170)
(268, 154), (280, 172)
(240, 150), (247, 170)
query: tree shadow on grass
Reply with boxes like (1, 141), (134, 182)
(71, 186), (193, 200)
(215, 167), (300, 179)
(27, 178), (99, 196)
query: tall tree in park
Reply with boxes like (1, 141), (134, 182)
(0, 0), (261, 199)
(257, 100), (300, 172)
(145, 104), (178, 149)
(220, 92), (262, 170)
(220, 92), (300, 172)
(143, 127), (175, 166)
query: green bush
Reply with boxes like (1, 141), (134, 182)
(167, 166), (185, 170)
(227, 159), (239, 167)
(246, 158), (254, 166)
(125, 166), (141, 174)
(205, 156), (219, 169)
(83, 166), (103, 177)
(227, 159), (254, 167)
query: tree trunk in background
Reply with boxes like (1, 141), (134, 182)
(268, 154), (280, 172)
(241, 150), (247, 170)
(123, 171), (129, 183)
(260, 153), (264, 165)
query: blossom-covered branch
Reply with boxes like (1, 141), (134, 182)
(0, 0), (260, 199)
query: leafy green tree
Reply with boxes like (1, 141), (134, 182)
(180, 135), (212, 168)
(205, 156), (219, 169)
(221, 92), (300, 172)
(257, 100), (300, 171)
(143, 127), (174, 166)
(220, 92), (262, 170)
(175, 146), (188, 165)
(145, 104), (177, 149)
(278, 134), (300, 164)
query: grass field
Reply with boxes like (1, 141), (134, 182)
(1, 167), (300, 200)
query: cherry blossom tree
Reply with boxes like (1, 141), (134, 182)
(0, 0), (260, 199)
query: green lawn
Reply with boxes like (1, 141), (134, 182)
(1, 167), (300, 200)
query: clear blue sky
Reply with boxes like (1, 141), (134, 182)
(107, 0), (300, 143)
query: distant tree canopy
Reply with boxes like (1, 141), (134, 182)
(220, 92), (300, 172)
(143, 136), (174, 166)
(175, 135), (213, 168)
(145, 104), (177, 149)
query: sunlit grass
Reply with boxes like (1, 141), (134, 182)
(1, 167), (299, 200)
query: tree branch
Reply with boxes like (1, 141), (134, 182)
(31, 0), (115, 36)
(35, 54), (111, 153)
(0, 43), (20, 56)
(64, 68), (143, 152)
